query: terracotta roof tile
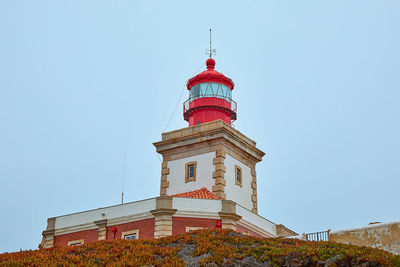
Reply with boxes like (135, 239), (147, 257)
(171, 187), (221, 200)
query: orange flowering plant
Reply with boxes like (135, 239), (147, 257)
(1, 229), (399, 266)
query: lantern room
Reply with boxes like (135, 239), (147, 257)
(183, 58), (237, 126)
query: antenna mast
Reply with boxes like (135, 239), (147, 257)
(209, 29), (212, 58)
(205, 29), (216, 58)
(121, 152), (126, 204)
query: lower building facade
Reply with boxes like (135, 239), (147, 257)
(40, 194), (296, 248)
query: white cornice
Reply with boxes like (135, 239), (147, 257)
(153, 120), (264, 161)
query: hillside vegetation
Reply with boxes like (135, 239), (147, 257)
(1, 229), (399, 266)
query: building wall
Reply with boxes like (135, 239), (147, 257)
(224, 154), (253, 210)
(54, 228), (98, 247)
(53, 216), (271, 248)
(166, 152), (216, 195)
(172, 217), (219, 235)
(172, 217), (268, 238)
(330, 222), (400, 255)
(106, 218), (154, 240)
(53, 218), (155, 247)
(173, 197), (222, 213)
(52, 215), (274, 247)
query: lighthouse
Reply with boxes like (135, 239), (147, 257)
(183, 58), (237, 126)
(154, 57), (264, 212)
(40, 51), (297, 249)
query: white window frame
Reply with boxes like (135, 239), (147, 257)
(67, 239), (84, 246)
(235, 165), (242, 187)
(185, 161), (197, 183)
(186, 226), (205, 232)
(121, 229), (139, 240)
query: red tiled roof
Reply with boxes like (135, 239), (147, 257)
(171, 187), (221, 200)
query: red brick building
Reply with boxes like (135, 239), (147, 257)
(40, 58), (297, 248)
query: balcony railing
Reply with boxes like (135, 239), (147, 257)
(306, 230), (330, 241)
(183, 96), (237, 121)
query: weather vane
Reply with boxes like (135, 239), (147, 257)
(205, 29), (216, 58)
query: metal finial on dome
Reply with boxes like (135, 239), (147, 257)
(205, 29), (216, 58)
(206, 58), (215, 70)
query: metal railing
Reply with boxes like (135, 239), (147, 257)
(306, 230), (330, 241)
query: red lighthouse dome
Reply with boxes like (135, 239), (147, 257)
(183, 59), (237, 126)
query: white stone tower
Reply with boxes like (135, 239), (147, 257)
(153, 59), (265, 213)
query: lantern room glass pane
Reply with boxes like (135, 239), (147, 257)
(226, 88), (231, 99)
(200, 83), (207, 95)
(189, 82), (232, 103)
(190, 84), (200, 99)
(210, 83), (219, 95)
(205, 83), (213, 95)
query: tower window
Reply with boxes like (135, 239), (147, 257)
(189, 165), (194, 178)
(235, 165), (242, 187)
(185, 161), (197, 182)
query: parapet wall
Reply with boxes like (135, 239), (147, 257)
(330, 221), (400, 255)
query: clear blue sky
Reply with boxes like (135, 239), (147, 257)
(0, 1), (399, 253)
